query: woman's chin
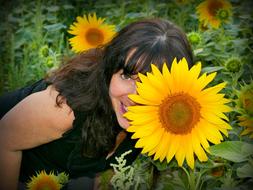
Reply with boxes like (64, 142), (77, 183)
(118, 117), (130, 129)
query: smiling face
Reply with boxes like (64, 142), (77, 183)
(109, 70), (138, 129)
(105, 19), (194, 130)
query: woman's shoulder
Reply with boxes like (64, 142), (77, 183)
(0, 79), (49, 119)
(0, 83), (75, 150)
(36, 84), (75, 133)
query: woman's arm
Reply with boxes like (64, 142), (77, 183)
(0, 85), (74, 190)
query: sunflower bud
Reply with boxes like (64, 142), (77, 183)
(39, 45), (49, 57)
(216, 9), (230, 22)
(46, 57), (54, 68)
(225, 57), (242, 73)
(187, 32), (202, 45)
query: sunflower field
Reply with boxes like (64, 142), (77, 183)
(0, 0), (253, 190)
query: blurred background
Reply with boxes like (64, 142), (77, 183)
(0, 0), (252, 94)
(0, 1), (253, 189)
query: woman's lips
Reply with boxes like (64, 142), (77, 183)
(120, 102), (128, 114)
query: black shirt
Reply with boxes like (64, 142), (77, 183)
(0, 80), (140, 182)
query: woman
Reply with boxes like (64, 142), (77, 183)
(0, 18), (193, 189)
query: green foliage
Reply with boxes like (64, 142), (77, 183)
(110, 150), (136, 190)
(0, 0), (74, 93)
(1, 0), (253, 189)
(209, 141), (253, 163)
(237, 159), (253, 178)
(97, 169), (114, 190)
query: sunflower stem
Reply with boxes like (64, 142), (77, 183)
(182, 166), (206, 190)
(195, 169), (207, 190)
(182, 167), (196, 190)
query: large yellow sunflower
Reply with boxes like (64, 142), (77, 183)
(26, 170), (62, 190)
(196, 0), (232, 29)
(125, 58), (232, 169)
(68, 13), (116, 53)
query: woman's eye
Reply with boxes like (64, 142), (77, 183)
(120, 73), (132, 80)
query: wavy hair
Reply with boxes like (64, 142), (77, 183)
(46, 49), (118, 158)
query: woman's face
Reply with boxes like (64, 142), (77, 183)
(109, 70), (138, 129)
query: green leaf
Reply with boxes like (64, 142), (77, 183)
(46, 6), (60, 12)
(201, 66), (224, 74)
(193, 48), (203, 55)
(44, 23), (66, 32)
(151, 159), (178, 171)
(209, 141), (253, 163)
(237, 163), (253, 178)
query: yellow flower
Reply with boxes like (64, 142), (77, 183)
(26, 170), (62, 190)
(125, 58), (232, 169)
(196, 0), (232, 29)
(68, 13), (116, 53)
(237, 82), (253, 115)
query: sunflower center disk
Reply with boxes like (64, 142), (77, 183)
(37, 183), (56, 190)
(208, 1), (223, 16)
(159, 93), (201, 134)
(36, 177), (58, 190)
(86, 28), (104, 46)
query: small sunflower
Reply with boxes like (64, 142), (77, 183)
(26, 170), (65, 190)
(196, 0), (232, 29)
(68, 13), (116, 53)
(235, 82), (253, 138)
(237, 82), (253, 115)
(238, 115), (253, 138)
(125, 58), (232, 169)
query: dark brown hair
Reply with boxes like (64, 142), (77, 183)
(46, 49), (118, 157)
(46, 18), (193, 158)
(103, 18), (193, 84)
